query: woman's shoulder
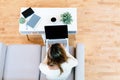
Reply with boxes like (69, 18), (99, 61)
(40, 63), (60, 71)
(39, 63), (51, 74)
(39, 63), (47, 70)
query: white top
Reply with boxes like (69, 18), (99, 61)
(39, 52), (78, 80)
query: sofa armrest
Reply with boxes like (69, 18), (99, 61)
(75, 44), (85, 80)
(0, 43), (7, 79)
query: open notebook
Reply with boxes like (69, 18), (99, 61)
(44, 25), (69, 52)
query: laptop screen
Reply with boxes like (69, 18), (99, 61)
(44, 25), (68, 39)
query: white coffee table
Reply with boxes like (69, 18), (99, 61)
(19, 8), (77, 41)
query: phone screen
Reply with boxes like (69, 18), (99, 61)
(22, 7), (34, 18)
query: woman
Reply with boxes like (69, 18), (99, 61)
(39, 43), (78, 80)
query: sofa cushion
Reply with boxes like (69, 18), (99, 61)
(3, 44), (41, 80)
(40, 46), (47, 80)
(40, 46), (74, 80)
(66, 69), (74, 80)
(0, 43), (7, 79)
(67, 46), (74, 80)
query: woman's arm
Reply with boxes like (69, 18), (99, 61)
(42, 54), (47, 64)
(66, 51), (78, 67)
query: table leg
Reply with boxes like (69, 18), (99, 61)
(41, 34), (46, 44)
(26, 35), (30, 41)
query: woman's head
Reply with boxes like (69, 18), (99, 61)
(47, 43), (68, 74)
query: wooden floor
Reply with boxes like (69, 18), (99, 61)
(0, 0), (120, 80)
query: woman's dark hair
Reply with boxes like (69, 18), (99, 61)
(47, 43), (68, 74)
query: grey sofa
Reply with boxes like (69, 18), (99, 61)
(0, 42), (84, 80)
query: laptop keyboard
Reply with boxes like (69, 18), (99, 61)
(46, 39), (69, 51)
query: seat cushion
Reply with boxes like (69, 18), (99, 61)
(67, 46), (75, 80)
(40, 46), (47, 80)
(3, 44), (41, 80)
(0, 43), (7, 79)
(66, 69), (74, 80)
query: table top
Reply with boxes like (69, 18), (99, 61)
(19, 8), (77, 34)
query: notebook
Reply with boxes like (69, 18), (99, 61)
(27, 14), (41, 28)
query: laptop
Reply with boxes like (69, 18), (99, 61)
(44, 25), (69, 51)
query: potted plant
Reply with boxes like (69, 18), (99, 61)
(60, 12), (73, 24)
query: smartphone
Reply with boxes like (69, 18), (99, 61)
(22, 7), (34, 18)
